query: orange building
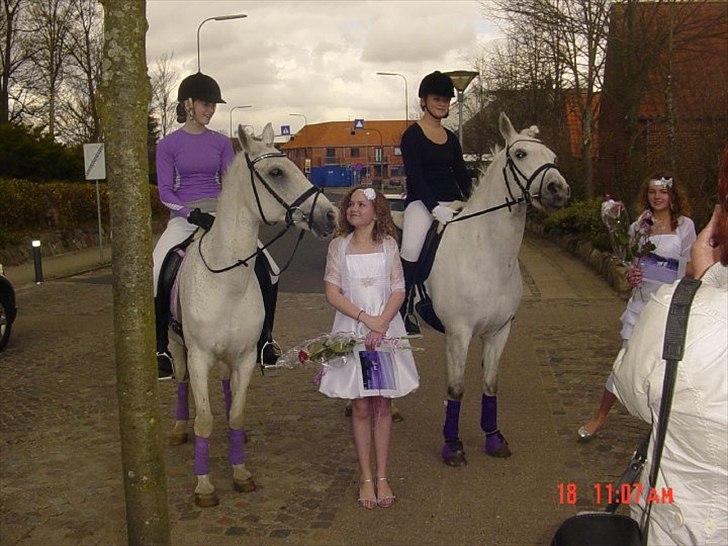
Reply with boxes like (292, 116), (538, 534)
(279, 120), (410, 182)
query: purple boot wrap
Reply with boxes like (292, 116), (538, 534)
(481, 394), (509, 455)
(194, 436), (210, 475)
(175, 381), (189, 421)
(228, 428), (246, 465)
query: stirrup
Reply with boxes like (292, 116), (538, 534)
(259, 339), (283, 374)
(156, 351), (174, 381)
(404, 312), (422, 338)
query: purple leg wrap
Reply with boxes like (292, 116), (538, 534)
(228, 428), (246, 465)
(175, 381), (189, 421)
(443, 399), (462, 443)
(194, 436), (210, 476)
(480, 394), (497, 433)
(222, 379), (232, 420)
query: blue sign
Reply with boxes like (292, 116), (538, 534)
(353, 119), (364, 130)
(281, 125), (291, 135)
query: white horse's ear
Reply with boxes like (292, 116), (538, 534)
(237, 124), (250, 151)
(261, 123), (275, 147)
(498, 112), (517, 142)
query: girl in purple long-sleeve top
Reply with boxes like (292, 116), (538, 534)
(153, 72), (281, 379)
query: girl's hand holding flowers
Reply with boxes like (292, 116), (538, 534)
(365, 330), (385, 350)
(626, 265), (644, 288)
(362, 313), (390, 335)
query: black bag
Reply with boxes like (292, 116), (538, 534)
(551, 277), (701, 546)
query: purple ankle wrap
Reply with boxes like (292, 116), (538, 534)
(222, 379), (232, 419)
(481, 394), (497, 433)
(443, 399), (462, 442)
(228, 428), (245, 465)
(194, 436), (210, 475)
(175, 381), (189, 421)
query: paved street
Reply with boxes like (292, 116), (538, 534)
(0, 232), (648, 545)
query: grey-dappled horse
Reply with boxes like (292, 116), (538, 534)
(426, 113), (570, 465)
(169, 123), (337, 506)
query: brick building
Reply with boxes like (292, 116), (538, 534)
(279, 120), (410, 183)
(597, 1), (728, 218)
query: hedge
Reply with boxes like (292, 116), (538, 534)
(541, 197), (611, 252)
(0, 178), (167, 232)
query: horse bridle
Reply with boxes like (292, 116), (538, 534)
(446, 138), (559, 226)
(198, 150), (324, 274)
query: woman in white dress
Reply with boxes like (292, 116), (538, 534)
(578, 173), (696, 440)
(320, 186), (419, 509)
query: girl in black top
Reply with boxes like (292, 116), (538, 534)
(399, 71), (473, 334)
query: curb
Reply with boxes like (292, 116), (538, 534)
(525, 218), (631, 300)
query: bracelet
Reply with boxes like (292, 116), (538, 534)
(356, 310), (364, 322)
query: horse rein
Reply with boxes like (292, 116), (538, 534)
(445, 138), (558, 227)
(197, 151), (323, 275)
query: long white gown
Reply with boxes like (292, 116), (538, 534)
(319, 234), (419, 399)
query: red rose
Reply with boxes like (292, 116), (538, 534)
(298, 350), (309, 363)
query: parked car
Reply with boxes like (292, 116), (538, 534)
(0, 263), (17, 352)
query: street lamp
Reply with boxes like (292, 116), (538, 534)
(197, 14), (247, 72)
(376, 72), (409, 124)
(289, 112), (308, 128)
(229, 105), (252, 137)
(442, 70), (479, 148)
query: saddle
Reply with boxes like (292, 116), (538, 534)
(409, 200), (465, 334)
(157, 234), (196, 340)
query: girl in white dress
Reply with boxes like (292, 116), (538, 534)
(320, 186), (419, 509)
(579, 173), (696, 440)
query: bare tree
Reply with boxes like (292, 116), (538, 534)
(98, 0), (170, 542)
(57, 0), (103, 143)
(1, 0), (32, 123)
(26, 0), (73, 138)
(150, 50), (177, 137)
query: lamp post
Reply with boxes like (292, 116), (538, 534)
(376, 72), (408, 124)
(229, 105), (252, 137)
(442, 70), (478, 148)
(197, 14), (247, 72)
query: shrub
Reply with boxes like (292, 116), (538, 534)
(0, 178), (167, 232)
(543, 198), (611, 252)
(0, 123), (84, 181)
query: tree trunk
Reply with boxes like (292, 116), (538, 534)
(98, 1), (170, 544)
(581, 103), (594, 199)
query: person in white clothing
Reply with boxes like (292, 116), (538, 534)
(321, 186), (419, 510)
(611, 153), (728, 545)
(579, 173), (696, 440)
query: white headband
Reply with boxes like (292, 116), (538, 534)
(650, 177), (673, 188)
(361, 187), (376, 201)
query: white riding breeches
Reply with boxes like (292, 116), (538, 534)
(400, 200), (453, 263)
(152, 215), (279, 297)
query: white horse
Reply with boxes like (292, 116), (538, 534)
(168, 123), (337, 506)
(425, 113), (570, 465)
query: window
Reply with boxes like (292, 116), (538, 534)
(326, 147), (336, 157)
(350, 147), (360, 157)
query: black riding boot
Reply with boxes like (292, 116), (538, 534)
(155, 296), (174, 380)
(400, 258), (421, 336)
(255, 251), (281, 365)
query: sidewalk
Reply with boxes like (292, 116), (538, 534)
(4, 244), (112, 289)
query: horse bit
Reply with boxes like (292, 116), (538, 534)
(446, 138), (558, 227)
(198, 151), (323, 274)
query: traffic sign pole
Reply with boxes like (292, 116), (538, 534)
(83, 143), (107, 263)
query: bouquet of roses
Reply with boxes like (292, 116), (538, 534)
(601, 197), (656, 266)
(272, 332), (420, 371)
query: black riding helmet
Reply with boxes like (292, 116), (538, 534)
(418, 71), (455, 99)
(177, 72), (226, 104)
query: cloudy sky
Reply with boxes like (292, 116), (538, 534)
(146, 1), (503, 137)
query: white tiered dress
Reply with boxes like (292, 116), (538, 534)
(319, 234), (419, 399)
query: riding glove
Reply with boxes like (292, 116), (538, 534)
(188, 208), (215, 230)
(432, 205), (456, 224)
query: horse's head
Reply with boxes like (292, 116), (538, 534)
(235, 123), (337, 237)
(497, 112), (570, 212)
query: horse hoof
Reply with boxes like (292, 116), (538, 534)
(194, 491), (219, 508)
(441, 441), (467, 466)
(168, 432), (188, 446)
(233, 477), (256, 493)
(484, 431), (512, 458)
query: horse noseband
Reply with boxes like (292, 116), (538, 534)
(502, 139), (558, 205)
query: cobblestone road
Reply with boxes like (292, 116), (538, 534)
(0, 233), (648, 545)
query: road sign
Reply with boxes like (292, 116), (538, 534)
(281, 125), (291, 136)
(83, 143), (106, 180)
(353, 119), (364, 130)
